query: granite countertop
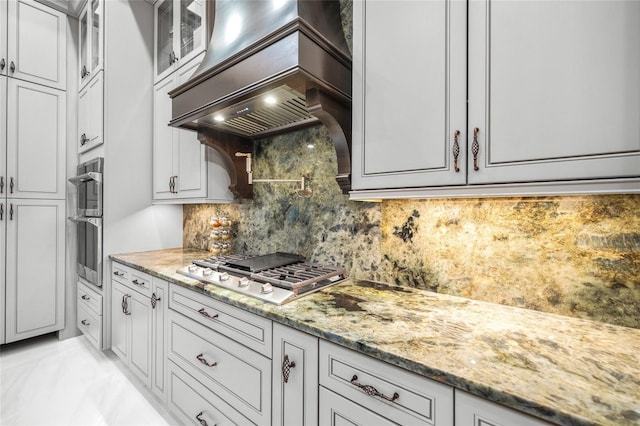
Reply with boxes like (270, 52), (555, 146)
(110, 248), (640, 426)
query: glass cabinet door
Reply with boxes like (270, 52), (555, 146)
(179, 0), (203, 60)
(90, 0), (102, 74)
(156, 0), (174, 80)
(79, 7), (89, 83)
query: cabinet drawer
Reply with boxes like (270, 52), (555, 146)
(168, 310), (271, 425)
(168, 360), (253, 426)
(111, 262), (152, 297)
(319, 341), (454, 426)
(455, 390), (551, 426)
(77, 303), (102, 350)
(169, 284), (272, 357)
(319, 386), (399, 426)
(77, 281), (102, 316)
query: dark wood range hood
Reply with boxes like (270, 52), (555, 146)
(168, 0), (352, 199)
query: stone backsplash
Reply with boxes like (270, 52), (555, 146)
(183, 125), (639, 329)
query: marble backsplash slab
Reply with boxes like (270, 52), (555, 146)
(182, 123), (639, 329)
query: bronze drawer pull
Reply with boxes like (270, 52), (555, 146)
(198, 308), (219, 320)
(350, 375), (399, 402)
(151, 292), (161, 309)
(472, 127), (480, 171)
(195, 411), (209, 426)
(196, 353), (217, 368)
(131, 279), (145, 287)
(81, 319), (90, 326)
(81, 294), (90, 301)
(113, 271), (124, 277)
(282, 354), (296, 383)
(453, 130), (461, 172)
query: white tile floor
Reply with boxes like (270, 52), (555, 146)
(0, 334), (175, 425)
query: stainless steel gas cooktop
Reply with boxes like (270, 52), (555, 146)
(176, 252), (347, 305)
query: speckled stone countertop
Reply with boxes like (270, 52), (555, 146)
(110, 248), (640, 426)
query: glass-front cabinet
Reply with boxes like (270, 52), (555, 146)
(78, 0), (103, 89)
(154, 0), (205, 83)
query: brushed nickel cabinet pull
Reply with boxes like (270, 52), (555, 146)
(350, 375), (399, 403)
(151, 292), (161, 309)
(81, 319), (90, 326)
(282, 354), (296, 383)
(196, 353), (217, 367)
(198, 308), (218, 320)
(472, 127), (480, 171)
(453, 130), (461, 172)
(195, 411), (209, 426)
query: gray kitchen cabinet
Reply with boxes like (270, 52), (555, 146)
(111, 262), (166, 395)
(272, 323), (319, 426)
(78, 70), (103, 153)
(154, 0), (206, 84)
(1, 0), (67, 90)
(152, 53), (234, 203)
(78, 0), (103, 90)
(77, 281), (103, 350)
(455, 390), (551, 426)
(319, 340), (454, 425)
(351, 0), (640, 199)
(3, 199), (65, 343)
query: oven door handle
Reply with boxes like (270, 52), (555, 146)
(68, 172), (103, 185)
(68, 216), (102, 228)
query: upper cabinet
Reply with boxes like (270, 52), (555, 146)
(351, 0), (640, 198)
(78, 0), (103, 90)
(1, 0), (66, 91)
(154, 0), (205, 84)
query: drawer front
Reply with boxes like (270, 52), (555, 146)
(319, 341), (454, 426)
(169, 284), (272, 357)
(168, 310), (271, 425)
(168, 360), (253, 426)
(111, 262), (152, 297)
(319, 386), (399, 426)
(77, 281), (102, 315)
(455, 390), (551, 426)
(77, 303), (102, 350)
(111, 262), (130, 284)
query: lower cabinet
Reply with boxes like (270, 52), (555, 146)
(77, 281), (103, 350)
(319, 340), (454, 426)
(110, 263), (167, 400)
(272, 323), (318, 426)
(455, 390), (551, 426)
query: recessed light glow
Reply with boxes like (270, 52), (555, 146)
(307, 143), (315, 149)
(214, 114), (225, 122)
(264, 95), (277, 105)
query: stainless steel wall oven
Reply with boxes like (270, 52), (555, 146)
(69, 158), (103, 288)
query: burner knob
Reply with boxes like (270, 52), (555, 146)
(188, 264), (199, 273)
(238, 277), (250, 288)
(202, 268), (214, 276)
(219, 272), (230, 281)
(261, 283), (273, 294)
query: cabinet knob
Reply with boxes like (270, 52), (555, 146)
(80, 133), (88, 146)
(452, 130), (461, 173)
(0, 58), (5, 70)
(472, 127), (480, 171)
(9, 61), (15, 74)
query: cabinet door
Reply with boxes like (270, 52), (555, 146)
(154, 0), (176, 83)
(174, 55), (207, 199)
(4, 199), (65, 343)
(151, 278), (168, 401)
(0, 2), (6, 77)
(111, 280), (129, 362)
(273, 324), (319, 426)
(177, 0), (205, 68)
(88, 0), (103, 79)
(78, 3), (89, 87)
(78, 71), (103, 153)
(455, 390), (550, 426)
(0, 203), (5, 345)
(351, 0), (467, 190)
(6, 78), (65, 199)
(468, 0), (640, 184)
(129, 290), (152, 388)
(0, 76), (6, 188)
(7, 0), (66, 90)
(152, 74), (177, 200)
